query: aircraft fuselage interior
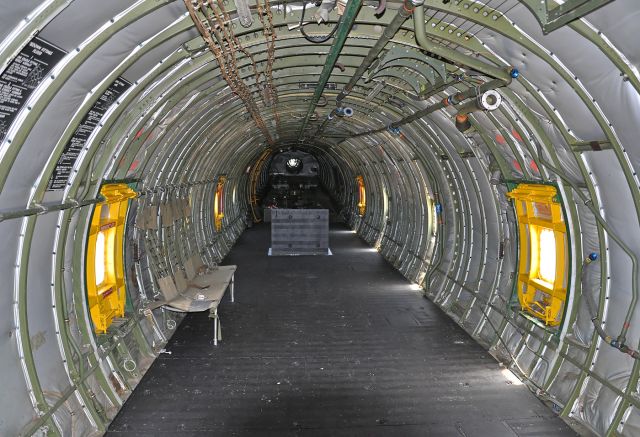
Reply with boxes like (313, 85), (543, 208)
(1, 0), (639, 435)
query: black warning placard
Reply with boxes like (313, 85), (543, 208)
(47, 77), (132, 191)
(0, 36), (66, 142)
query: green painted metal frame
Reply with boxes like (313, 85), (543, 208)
(1, 0), (637, 434)
(519, 0), (615, 34)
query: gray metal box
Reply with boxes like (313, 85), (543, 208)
(270, 209), (329, 256)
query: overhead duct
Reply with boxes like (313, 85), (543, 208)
(457, 89), (503, 114)
(455, 89), (503, 132)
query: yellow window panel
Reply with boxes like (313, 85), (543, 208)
(507, 183), (568, 327)
(214, 176), (227, 232)
(356, 175), (366, 216)
(86, 183), (136, 334)
(538, 228), (556, 284)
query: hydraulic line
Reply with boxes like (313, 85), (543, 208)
(298, 0), (363, 139)
(315, 0), (423, 136)
(334, 73), (515, 140)
(300, 1), (343, 43)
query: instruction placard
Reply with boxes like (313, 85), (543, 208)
(47, 77), (132, 191)
(0, 36), (66, 142)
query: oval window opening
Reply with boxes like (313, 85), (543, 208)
(538, 228), (556, 285)
(95, 231), (106, 286)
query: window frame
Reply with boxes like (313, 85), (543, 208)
(507, 183), (569, 327)
(86, 183), (136, 334)
(356, 175), (366, 216)
(214, 175), (227, 232)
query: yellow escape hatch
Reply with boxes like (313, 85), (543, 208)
(214, 175), (227, 232)
(86, 183), (136, 333)
(507, 183), (568, 326)
(356, 175), (366, 216)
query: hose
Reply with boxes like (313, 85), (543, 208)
(374, 0), (386, 14)
(300, 1), (343, 43)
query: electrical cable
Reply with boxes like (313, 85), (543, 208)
(299, 1), (343, 43)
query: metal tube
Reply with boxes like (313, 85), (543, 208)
(298, 0), (364, 140)
(337, 0), (420, 105)
(456, 100), (482, 116)
(456, 89), (502, 115)
(413, 5), (513, 83)
(0, 197), (104, 222)
(338, 76), (510, 140)
(315, 0), (421, 136)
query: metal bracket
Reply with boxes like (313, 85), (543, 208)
(364, 46), (447, 95)
(570, 140), (612, 152)
(519, 0), (615, 34)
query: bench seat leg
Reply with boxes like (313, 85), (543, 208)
(210, 308), (221, 346)
(230, 274), (235, 303)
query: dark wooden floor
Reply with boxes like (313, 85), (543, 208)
(107, 223), (577, 436)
